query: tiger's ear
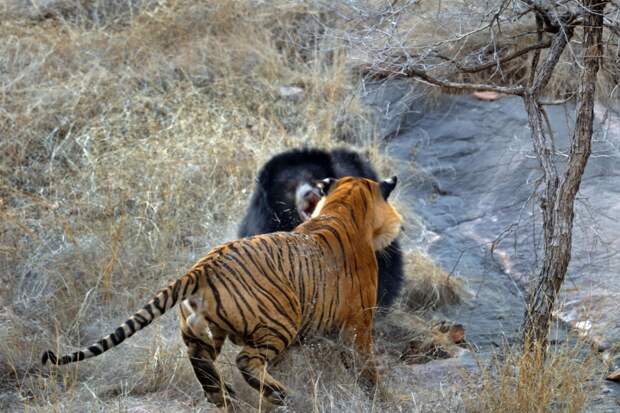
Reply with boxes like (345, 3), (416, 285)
(379, 176), (397, 200)
(314, 177), (336, 195)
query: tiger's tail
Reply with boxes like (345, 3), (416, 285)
(42, 265), (205, 366)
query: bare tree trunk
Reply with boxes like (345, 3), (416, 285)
(522, 0), (608, 349)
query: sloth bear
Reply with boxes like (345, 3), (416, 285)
(238, 147), (404, 308)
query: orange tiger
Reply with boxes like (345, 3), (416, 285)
(42, 176), (402, 406)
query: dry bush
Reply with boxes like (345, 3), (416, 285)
(465, 340), (601, 413)
(340, 0), (619, 102)
(400, 251), (466, 312)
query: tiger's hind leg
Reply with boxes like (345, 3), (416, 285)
(180, 300), (235, 407)
(235, 327), (293, 406)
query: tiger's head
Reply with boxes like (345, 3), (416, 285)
(310, 176), (403, 251)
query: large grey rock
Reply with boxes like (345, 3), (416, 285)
(370, 88), (620, 411)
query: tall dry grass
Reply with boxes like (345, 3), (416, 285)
(0, 1), (375, 410)
(465, 340), (602, 413)
(0, 1), (452, 411)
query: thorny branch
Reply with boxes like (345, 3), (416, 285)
(352, 0), (617, 100)
(436, 39), (552, 74)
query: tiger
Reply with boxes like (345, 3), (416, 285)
(42, 176), (403, 407)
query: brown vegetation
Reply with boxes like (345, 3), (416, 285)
(401, 251), (465, 312)
(465, 340), (601, 413)
(0, 1), (460, 411)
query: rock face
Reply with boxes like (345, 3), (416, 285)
(366, 85), (620, 409)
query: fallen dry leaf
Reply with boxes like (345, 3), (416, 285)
(472, 91), (503, 101)
(606, 370), (620, 382)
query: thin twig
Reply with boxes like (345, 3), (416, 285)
(361, 64), (525, 95)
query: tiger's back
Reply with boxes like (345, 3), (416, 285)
(193, 219), (378, 349)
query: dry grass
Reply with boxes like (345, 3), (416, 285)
(465, 340), (602, 413)
(0, 1), (605, 412)
(0, 0), (373, 410)
(0, 1), (456, 411)
(400, 251), (466, 312)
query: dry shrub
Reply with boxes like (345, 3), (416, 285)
(0, 1), (377, 410)
(465, 340), (600, 413)
(253, 334), (461, 413)
(401, 251), (466, 312)
(343, 0), (619, 102)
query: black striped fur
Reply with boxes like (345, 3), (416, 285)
(42, 176), (402, 407)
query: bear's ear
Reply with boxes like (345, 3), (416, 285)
(379, 176), (397, 200)
(314, 177), (336, 195)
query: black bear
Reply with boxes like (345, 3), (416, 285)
(238, 147), (404, 308)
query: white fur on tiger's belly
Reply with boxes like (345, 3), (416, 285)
(183, 299), (212, 341)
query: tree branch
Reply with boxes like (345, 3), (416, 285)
(359, 64), (525, 95)
(520, 0), (578, 32)
(561, 0), (606, 203)
(437, 39), (552, 74)
(524, 93), (559, 185)
(540, 95), (576, 105)
(401, 66), (526, 95)
(523, 27), (573, 187)
(529, 12), (545, 86)
(531, 27), (574, 96)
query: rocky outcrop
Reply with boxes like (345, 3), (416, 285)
(366, 85), (620, 410)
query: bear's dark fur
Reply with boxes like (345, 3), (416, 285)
(238, 147), (404, 308)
